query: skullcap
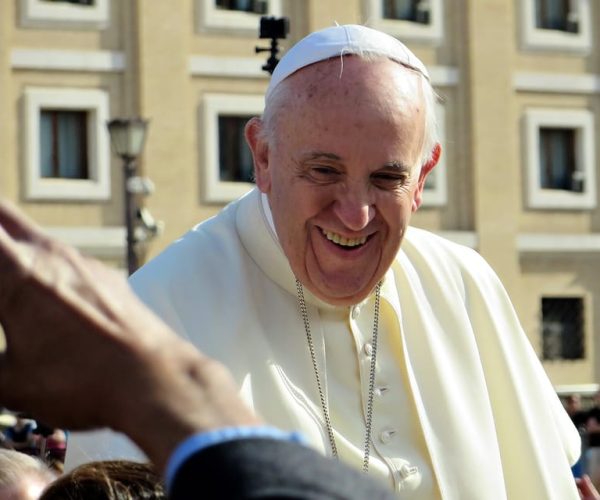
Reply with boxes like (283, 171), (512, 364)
(266, 24), (429, 101)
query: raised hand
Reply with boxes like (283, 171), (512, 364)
(0, 201), (260, 470)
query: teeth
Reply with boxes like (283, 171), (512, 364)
(322, 229), (367, 247)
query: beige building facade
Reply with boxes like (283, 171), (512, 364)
(0, 0), (599, 389)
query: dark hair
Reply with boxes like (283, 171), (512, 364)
(40, 460), (166, 500)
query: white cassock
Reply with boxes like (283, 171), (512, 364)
(66, 188), (580, 499)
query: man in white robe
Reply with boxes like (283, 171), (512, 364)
(66, 25), (581, 499)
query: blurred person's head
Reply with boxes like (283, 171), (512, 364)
(0, 449), (56, 500)
(40, 460), (165, 500)
(45, 428), (67, 466)
(565, 394), (582, 415)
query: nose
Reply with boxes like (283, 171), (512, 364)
(332, 184), (375, 231)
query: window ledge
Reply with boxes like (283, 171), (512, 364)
(19, 0), (110, 30)
(434, 231), (478, 249)
(11, 49), (125, 73)
(518, 233), (600, 253)
(46, 226), (125, 258)
(555, 383), (599, 396)
(514, 72), (600, 94)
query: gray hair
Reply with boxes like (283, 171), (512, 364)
(0, 449), (56, 488)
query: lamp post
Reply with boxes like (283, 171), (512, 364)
(107, 117), (149, 275)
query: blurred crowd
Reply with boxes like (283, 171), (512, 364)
(563, 391), (600, 488)
(0, 409), (165, 499)
(0, 410), (66, 473)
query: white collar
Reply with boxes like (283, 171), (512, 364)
(260, 192), (278, 241)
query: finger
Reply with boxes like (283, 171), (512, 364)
(0, 220), (38, 327)
(576, 474), (598, 498)
(0, 223), (37, 283)
(0, 200), (46, 243)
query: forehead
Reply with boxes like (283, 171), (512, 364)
(269, 57), (425, 137)
(281, 56), (422, 105)
(273, 57), (425, 142)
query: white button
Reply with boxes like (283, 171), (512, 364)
(351, 305), (361, 319)
(374, 386), (389, 396)
(379, 428), (397, 444)
(399, 464), (419, 480)
(363, 342), (373, 356)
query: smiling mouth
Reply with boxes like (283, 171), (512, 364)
(321, 228), (368, 249)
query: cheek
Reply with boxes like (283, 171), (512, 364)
(380, 198), (412, 238)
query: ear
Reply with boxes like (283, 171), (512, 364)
(245, 117), (271, 193)
(412, 143), (441, 212)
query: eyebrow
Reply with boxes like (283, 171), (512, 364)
(379, 161), (412, 172)
(301, 151), (343, 162)
(300, 152), (413, 172)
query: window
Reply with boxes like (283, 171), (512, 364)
(519, 0), (591, 52)
(538, 128), (583, 192)
(382, 0), (430, 24)
(218, 116), (255, 183)
(364, 0), (443, 43)
(523, 108), (596, 209)
(542, 297), (584, 360)
(20, 0), (109, 29)
(42, 0), (95, 5)
(535, 0), (578, 32)
(216, 0), (266, 14)
(40, 110), (89, 179)
(201, 94), (264, 203)
(198, 0), (281, 33)
(23, 87), (110, 201)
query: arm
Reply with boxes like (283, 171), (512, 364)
(0, 201), (395, 500)
(0, 200), (261, 471)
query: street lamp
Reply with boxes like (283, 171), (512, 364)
(107, 117), (149, 275)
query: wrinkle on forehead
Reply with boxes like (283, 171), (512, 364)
(277, 57), (425, 134)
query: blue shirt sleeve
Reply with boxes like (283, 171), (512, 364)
(164, 426), (307, 492)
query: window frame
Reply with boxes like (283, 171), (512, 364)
(201, 93), (264, 203)
(519, 0), (592, 53)
(523, 108), (596, 210)
(19, 0), (109, 30)
(364, 0), (443, 44)
(197, 0), (282, 33)
(23, 87), (111, 201)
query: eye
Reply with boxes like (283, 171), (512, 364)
(305, 165), (341, 183)
(312, 165), (337, 175)
(371, 171), (409, 189)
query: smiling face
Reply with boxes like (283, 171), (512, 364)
(247, 57), (439, 306)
